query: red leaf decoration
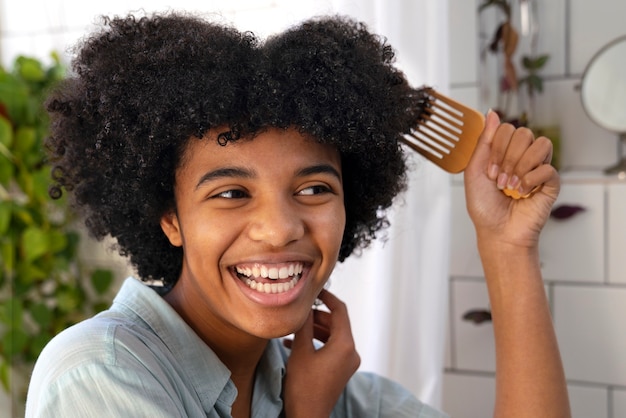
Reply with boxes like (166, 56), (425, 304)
(462, 309), (492, 325)
(550, 204), (586, 220)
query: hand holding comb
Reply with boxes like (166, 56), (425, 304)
(401, 89), (533, 199)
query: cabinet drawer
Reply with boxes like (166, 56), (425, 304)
(539, 183), (605, 282)
(450, 280), (495, 372)
(554, 286), (626, 385)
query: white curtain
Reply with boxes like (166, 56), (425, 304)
(327, 0), (451, 409)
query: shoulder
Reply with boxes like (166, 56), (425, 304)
(32, 312), (154, 375)
(333, 372), (449, 418)
(25, 314), (185, 417)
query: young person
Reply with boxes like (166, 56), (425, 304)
(25, 12), (570, 417)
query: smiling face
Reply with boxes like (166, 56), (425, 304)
(160, 127), (346, 347)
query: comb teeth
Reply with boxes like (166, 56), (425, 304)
(401, 89), (485, 173)
(405, 93), (464, 160)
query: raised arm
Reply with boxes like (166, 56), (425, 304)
(463, 111), (571, 418)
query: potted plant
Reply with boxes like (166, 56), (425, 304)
(479, 0), (560, 169)
(0, 53), (115, 416)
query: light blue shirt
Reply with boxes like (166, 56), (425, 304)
(26, 278), (448, 417)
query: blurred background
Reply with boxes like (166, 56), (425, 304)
(2, 1), (626, 417)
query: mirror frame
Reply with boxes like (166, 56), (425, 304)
(580, 35), (626, 133)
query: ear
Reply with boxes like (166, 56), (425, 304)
(160, 211), (183, 247)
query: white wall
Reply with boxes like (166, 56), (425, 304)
(0, 0), (334, 66)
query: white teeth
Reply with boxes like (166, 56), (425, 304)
(237, 263), (303, 294)
(244, 276), (299, 294)
(268, 267), (279, 279)
(236, 263), (303, 280)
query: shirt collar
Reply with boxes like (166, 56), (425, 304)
(111, 278), (287, 416)
(112, 278), (236, 412)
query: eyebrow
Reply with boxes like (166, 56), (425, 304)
(194, 163), (341, 190)
(296, 164), (342, 181)
(195, 167), (255, 190)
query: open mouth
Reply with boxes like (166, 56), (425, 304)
(235, 263), (304, 294)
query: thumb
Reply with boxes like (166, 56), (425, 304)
(467, 109), (500, 173)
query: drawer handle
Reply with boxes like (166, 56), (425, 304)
(462, 309), (492, 324)
(550, 204), (586, 220)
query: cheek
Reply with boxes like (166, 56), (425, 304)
(321, 205), (347, 256)
(182, 215), (239, 261)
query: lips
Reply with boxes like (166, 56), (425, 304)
(235, 262), (304, 294)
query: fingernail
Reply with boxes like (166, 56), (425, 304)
(496, 172), (508, 190)
(488, 164), (499, 180)
(507, 175), (520, 190)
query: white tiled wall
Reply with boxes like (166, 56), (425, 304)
(446, 2), (626, 416)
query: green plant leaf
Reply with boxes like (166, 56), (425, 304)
(528, 74), (544, 93)
(0, 360), (8, 392)
(30, 302), (52, 328)
(32, 167), (52, 203)
(0, 201), (10, 236)
(28, 333), (51, 360)
(56, 286), (82, 313)
(0, 238), (15, 274)
(12, 205), (34, 226)
(522, 54), (550, 71)
(15, 261), (46, 286)
(0, 115), (13, 149)
(14, 126), (37, 155)
(1, 297), (23, 328)
(16, 57), (46, 83)
(1, 328), (28, 359)
(47, 229), (68, 254)
(0, 157), (13, 186)
(0, 72), (28, 124)
(91, 269), (114, 295)
(21, 226), (50, 262)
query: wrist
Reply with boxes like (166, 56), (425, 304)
(476, 232), (539, 258)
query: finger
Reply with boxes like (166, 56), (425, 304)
(313, 309), (332, 328)
(506, 136), (553, 194)
(497, 127), (535, 190)
(500, 127), (534, 174)
(316, 289), (350, 315)
(312, 323), (331, 343)
(312, 310), (332, 343)
(467, 109), (500, 179)
(488, 123), (517, 181)
(316, 290), (355, 342)
(518, 162), (559, 197)
(291, 310), (315, 351)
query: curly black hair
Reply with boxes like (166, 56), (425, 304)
(45, 12), (430, 289)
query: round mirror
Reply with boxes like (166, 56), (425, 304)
(580, 35), (626, 175)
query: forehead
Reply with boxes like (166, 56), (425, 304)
(177, 127), (341, 175)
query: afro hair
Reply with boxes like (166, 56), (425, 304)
(45, 12), (430, 289)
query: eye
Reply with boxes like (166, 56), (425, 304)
(297, 184), (332, 196)
(212, 189), (249, 199)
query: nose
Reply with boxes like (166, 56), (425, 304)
(247, 197), (305, 247)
